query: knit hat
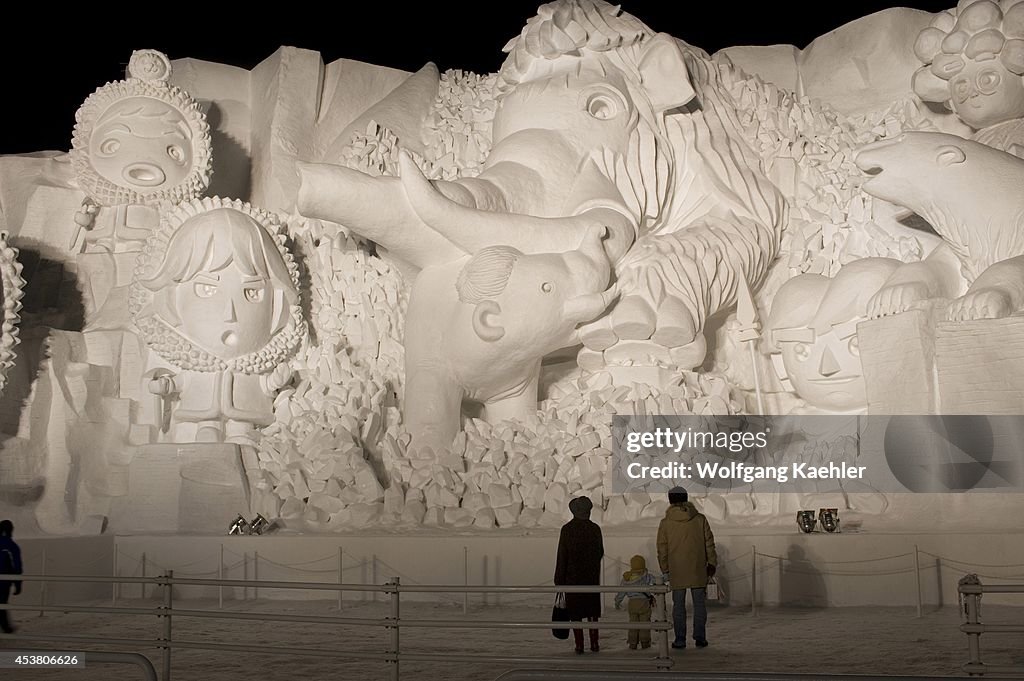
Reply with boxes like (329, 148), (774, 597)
(629, 555), (646, 571)
(568, 496), (593, 518)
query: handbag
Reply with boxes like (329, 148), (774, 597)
(551, 592), (570, 639)
(706, 577), (722, 602)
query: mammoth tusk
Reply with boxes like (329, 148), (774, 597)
(564, 284), (621, 325)
(397, 151), (605, 256)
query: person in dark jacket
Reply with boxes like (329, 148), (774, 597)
(554, 496), (605, 654)
(0, 520), (23, 634)
(657, 487), (717, 649)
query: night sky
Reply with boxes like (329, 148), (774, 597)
(0, 1), (953, 153)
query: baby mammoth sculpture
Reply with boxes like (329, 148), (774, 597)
(855, 131), (1024, 321)
(129, 197), (306, 444)
(298, 0), (784, 386)
(405, 225), (617, 454)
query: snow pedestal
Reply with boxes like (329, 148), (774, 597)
(860, 310), (1024, 414)
(859, 309), (937, 414)
(935, 316), (1024, 414)
(109, 443), (249, 533)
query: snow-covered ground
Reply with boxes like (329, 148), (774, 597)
(2, 598), (1021, 680)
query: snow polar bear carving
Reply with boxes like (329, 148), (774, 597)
(855, 131), (1024, 321)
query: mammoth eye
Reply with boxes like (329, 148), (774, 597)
(581, 84), (626, 122)
(587, 95), (620, 120)
(244, 287), (264, 303)
(98, 138), (120, 155)
(793, 343), (811, 362)
(848, 335), (860, 357)
(167, 144), (186, 164)
(194, 282), (217, 298)
(541, 282), (553, 293)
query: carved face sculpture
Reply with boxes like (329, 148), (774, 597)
(135, 203), (302, 366)
(766, 259), (902, 413)
(174, 257), (275, 359)
(948, 59), (1024, 130)
(70, 50), (212, 207)
(89, 97), (195, 191)
(773, 321), (866, 412)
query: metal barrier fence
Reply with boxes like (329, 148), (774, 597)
(958, 573), (1024, 677)
(0, 572), (674, 680)
(495, 672), (979, 680)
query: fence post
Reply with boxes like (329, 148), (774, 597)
(141, 552), (147, 600)
(463, 546), (469, 615)
(338, 547), (344, 611)
(914, 544), (922, 618)
(372, 554), (378, 603)
(656, 585), (671, 670)
(751, 545), (757, 617)
(254, 551), (259, 601)
(113, 549), (119, 606)
(387, 577), (401, 681)
(243, 553), (249, 601)
(218, 544), (224, 610)
(960, 574), (983, 676)
(38, 547), (46, 618)
(160, 570), (173, 681)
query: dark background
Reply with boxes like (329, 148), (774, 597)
(0, 1), (952, 153)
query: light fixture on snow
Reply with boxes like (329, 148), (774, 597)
(250, 514), (270, 535)
(229, 514), (250, 535)
(819, 508), (840, 533)
(796, 510), (817, 533)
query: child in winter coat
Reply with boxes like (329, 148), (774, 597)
(614, 554), (657, 649)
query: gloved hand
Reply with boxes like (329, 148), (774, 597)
(707, 564), (717, 577)
(661, 572), (670, 584)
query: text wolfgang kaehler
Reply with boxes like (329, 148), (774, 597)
(621, 425), (866, 484)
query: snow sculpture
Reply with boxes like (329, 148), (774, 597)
(403, 223), (616, 454)
(856, 131), (1024, 321)
(130, 197), (305, 444)
(764, 258), (901, 414)
(297, 0), (784, 387)
(70, 49), (211, 253)
(912, 0), (1024, 153)
(0, 232), (24, 395)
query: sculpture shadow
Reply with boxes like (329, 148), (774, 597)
(0, 244), (84, 504)
(778, 544), (828, 609)
(205, 102), (252, 201)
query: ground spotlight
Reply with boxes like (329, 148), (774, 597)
(250, 514), (270, 535)
(796, 510), (817, 533)
(229, 514), (250, 535)
(819, 508), (840, 533)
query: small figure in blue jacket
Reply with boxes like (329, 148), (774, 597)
(614, 554), (657, 649)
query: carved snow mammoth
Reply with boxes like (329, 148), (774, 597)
(70, 49), (212, 207)
(297, 0), (783, 373)
(0, 231), (25, 395)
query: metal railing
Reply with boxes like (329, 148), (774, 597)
(958, 573), (1024, 677)
(495, 672), (979, 680)
(0, 571), (674, 680)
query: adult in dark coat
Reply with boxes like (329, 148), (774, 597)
(0, 519), (23, 634)
(554, 496), (604, 653)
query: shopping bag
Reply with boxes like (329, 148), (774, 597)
(551, 592), (570, 639)
(706, 577), (721, 602)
